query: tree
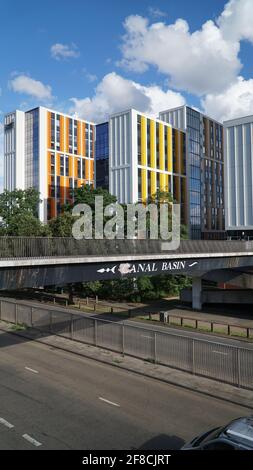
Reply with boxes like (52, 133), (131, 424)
(71, 185), (117, 209)
(49, 212), (75, 237)
(49, 185), (118, 237)
(149, 189), (188, 239)
(0, 188), (50, 236)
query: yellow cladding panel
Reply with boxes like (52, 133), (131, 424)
(141, 169), (147, 202)
(141, 116), (147, 167)
(164, 174), (169, 192)
(167, 127), (172, 173)
(159, 124), (165, 171)
(150, 120), (156, 169)
(159, 173), (166, 192)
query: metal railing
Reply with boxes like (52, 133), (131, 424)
(0, 237), (253, 259)
(0, 297), (252, 390)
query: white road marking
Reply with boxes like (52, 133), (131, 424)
(212, 350), (228, 356)
(99, 397), (120, 407)
(22, 434), (42, 447)
(0, 417), (14, 429)
(25, 367), (39, 374)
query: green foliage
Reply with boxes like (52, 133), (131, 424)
(74, 274), (191, 303)
(7, 213), (51, 236)
(49, 212), (75, 237)
(71, 185), (117, 209)
(0, 188), (49, 236)
(148, 189), (188, 239)
(0, 188), (41, 222)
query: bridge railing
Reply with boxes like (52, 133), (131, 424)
(0, 237), (253, 259)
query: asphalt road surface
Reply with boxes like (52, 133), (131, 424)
(0, 330), (250, 450)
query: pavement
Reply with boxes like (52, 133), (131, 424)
(0, 326), (251, 450)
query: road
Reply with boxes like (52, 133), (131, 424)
(0, 330), (250, 450)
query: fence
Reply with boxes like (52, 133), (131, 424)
(0, 297), (253, 391)
(0, 237), (253, 259)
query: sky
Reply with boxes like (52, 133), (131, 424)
(1, 0), (253, 187)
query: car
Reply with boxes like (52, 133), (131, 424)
(182, 416), (253, 450)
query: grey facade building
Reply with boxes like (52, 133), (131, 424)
(224, 115), (253, 237)
(159, 106), (225, 240)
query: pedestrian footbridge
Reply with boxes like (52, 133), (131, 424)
(1, 238), (253, 309)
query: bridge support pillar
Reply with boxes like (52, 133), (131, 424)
(192, 277), (202, 311)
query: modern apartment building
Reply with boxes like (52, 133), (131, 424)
(4, 107), (95, 221)
(224, 115), (253, 237)
(159, 106), (225, 239)
(109, 109), (188, 225)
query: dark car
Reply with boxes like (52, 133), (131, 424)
(182, 416), (253, 450)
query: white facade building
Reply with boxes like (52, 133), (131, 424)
(109, 108), (188, 224)
(224, 115), (253, 234)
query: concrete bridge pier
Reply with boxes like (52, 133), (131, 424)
(192, 277), (202, 311)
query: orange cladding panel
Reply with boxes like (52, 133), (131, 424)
(68, 156), (73, 177)
(90, 160), (94, 181)
(85, 159), (90, 180)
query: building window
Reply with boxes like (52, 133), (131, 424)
(60, 155), (64, 176)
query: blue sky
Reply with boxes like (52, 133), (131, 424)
(1, 0), (253, 153)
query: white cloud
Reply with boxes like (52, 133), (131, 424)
(148, 7), (167, 19)
(86, 73), (98, 83)
(10, 75), (53, 101)
(218, 0), (253, 42)
(51, 43), (80, 60)
(69, 72), (185, 122)
(202, 76), (253, 122)
(119, 14), (241, 96)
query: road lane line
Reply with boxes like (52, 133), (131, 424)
(0, 417), (14, 429)
(99, 397), (120, 407)
(25, 367), (39, 374)
(212, 350), (228, 356)
(22, 434), (42, 447)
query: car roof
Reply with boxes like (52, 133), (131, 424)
(222, 417), (253, 448)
